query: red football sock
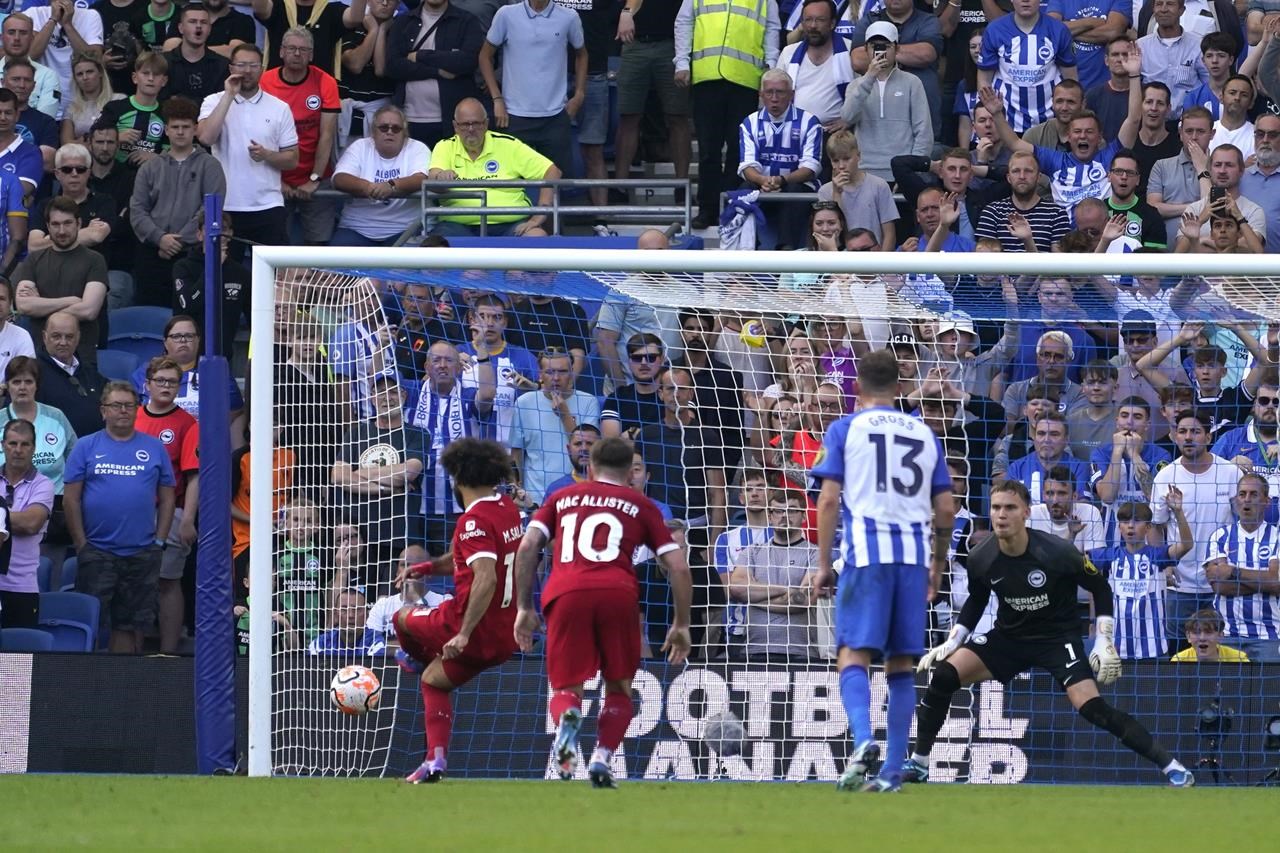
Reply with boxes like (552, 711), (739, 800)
(421, 682), (453, 764)
(549, 689), (582, 724)
(596, 692), (633, 753)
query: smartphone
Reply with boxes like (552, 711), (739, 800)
(1209, 186), (1226, 205)
(872, 45), (888, 60)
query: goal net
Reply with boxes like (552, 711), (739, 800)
(249, 247), (1280, 784)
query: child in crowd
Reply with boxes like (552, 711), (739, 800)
(1171, 609), (1251, 662)
(1068, 359), (1119, 461)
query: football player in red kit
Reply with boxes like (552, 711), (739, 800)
(395, 438), (524, 784)
(514, 436), (692, 788)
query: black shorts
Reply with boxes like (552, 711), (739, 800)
(964, 629), (1093, 689)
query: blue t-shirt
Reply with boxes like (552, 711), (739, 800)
(65, 430), (176, 555)
(979, 13), (1076, 132)
(1005, 451), (1089, 503)
(1047, 0), (1130, 90)
(1182, 81), (1221, 120)
(0, 135), (43, 190)
(1034, 139), (1123, 209)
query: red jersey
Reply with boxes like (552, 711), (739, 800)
(450, 493), (524, 643)
(134, 405), (200, 508)
(530, 480), (677, 606)
(260, 65), (341, 185)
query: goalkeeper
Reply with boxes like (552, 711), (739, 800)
(907, 479), (1193, 787)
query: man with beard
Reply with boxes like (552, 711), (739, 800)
(1208, 75), (1255, 160)
(1095, 149), (1168, 250)
(601, 332), (664, 439)
(1175, 143), (1266, 252)
(1149, 408), (1240, 642)
(974, 151), (1070, 252)
(14, 197), (107, 365)
(1029, 463), (1105, 554)
(543, 423), (600, 500)
(1211, 371), (1280, 497)
(979, 47), (1142, 210)
(180, 0), (257, 59)
(1240, 112), (1280, 253)
(405, 340), (495, 555)
(775, 0), (853, 133)
(671, 308), (744, 469)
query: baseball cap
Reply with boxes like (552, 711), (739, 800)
(936, 311), (977, 339)
(865, 21), (900, 43)
(1120, 309), (1157, 338)
(889, 331), (917, 350)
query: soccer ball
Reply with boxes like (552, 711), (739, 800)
(330, 665), (382, 716)
(739, 320), (768, 348)
(702, 710), (746, 757)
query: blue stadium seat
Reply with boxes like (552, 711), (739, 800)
(37, 592), (100, 652)
(1, 627), (54, 652)
(107, 306), (172, 361)
(60, 556), (78, 592)
(96, 348), (140, 380)
(37, 554), (53, 592)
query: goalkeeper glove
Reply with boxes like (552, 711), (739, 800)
(1089, 615), (1122, 686)
(917, 625), (970, 673)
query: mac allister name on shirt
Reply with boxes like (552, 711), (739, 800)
(554, 493), (640, 517)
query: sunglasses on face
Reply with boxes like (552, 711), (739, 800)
(57, 165), (88, 175)
(629, 352), (661, 363)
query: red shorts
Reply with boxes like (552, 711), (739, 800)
(396, 602), (514, 686)
(543, 587), (641, 689)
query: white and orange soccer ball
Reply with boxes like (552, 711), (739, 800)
(330, 665), (382, 716)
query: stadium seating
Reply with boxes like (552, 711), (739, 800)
(96, 348), (142, 381)
(1, 627), (55, 652)
(37, 592), (100, 653)
(37, 555), (53, 593)
(106, 306), (172, 361)
(60, 556), (78, 593)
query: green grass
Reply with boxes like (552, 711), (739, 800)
(0, 776), (1271, 851)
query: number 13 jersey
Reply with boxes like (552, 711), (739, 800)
(530, 479), (678, 606)
(811, 406), (952, 570)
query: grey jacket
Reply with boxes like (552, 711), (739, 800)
(129, 148), (227, 247)
(841, 66), (933, 180)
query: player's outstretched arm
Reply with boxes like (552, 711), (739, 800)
(659, 548), (693, 665)
(513, 526), (548, 652)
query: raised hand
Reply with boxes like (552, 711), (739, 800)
(1120, 41), (1142, 78)
(1101, 213), (1128, 244)
(939, 192), (961, 228)
(1008, 212), (1032, 240)
(977, 85), (1003, 116)
(1179, 210), (1202, 241)
(1165, 484), (1184, 513)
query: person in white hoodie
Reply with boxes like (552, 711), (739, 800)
(839, 22), (932, 183)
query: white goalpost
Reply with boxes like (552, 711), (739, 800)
(248, 246), (1279, 781)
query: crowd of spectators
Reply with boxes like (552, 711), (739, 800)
(0, 0), (1276, 669)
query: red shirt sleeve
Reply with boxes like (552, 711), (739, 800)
(529, 501), (555, 542)
(639, 498), (677, 557)
(320, 71), (341, 110)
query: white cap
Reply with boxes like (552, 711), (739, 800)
(936, 311), (976, 338)
(864, 21), (899, 44)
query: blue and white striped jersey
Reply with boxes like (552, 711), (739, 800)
(811, 406), (951, 569)
(1034, 139), (1123, 208)
(1206, 521), (1280, 641)
(715, 522), (772, 636)
(738, 104), (824, 190)
(404, 380), (485, 517)
(979, 13), (1076, 133)
(1090, 544), (1172, 659)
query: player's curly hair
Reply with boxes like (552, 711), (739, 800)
(440, 438), (512, 489)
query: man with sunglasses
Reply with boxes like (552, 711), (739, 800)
(1212, 372), (1280, 495)
(331, 105), (429, 247)
(601, 333), (664, 439)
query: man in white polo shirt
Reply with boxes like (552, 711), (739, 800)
(197, 42), (298, 262)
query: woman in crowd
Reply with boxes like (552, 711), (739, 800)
(330, 105), (429, 247)
(0, 418), (55, 628)
(60, 53), (116, 144)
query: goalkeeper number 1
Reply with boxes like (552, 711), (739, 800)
(908, 480), (1194, 787)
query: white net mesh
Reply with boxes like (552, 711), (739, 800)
(251, 249), (1280, 783)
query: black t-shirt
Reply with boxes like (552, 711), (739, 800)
(200, 8), (259, 49)
(671, 355), (744, 468)
(17, 107), (58, 149)
(561, 0), (618, 74)
(631, 0), (680, 40)
(259, 0), (349, 75)
(161, 48), (231, 103)
(636, 419), (724, 521)
(93, 0), (142, 95)
(961, 528), (1102, 641)
(601, 383), (662, 436)
(90, 162), (137, 214)
(336, 418), (430, 545)
(1131, 125), (1181, 199)
(172, 252), (250, 358)
(507, 297), (589, 356)
(1195, 384), (1253, 435)
(393, 316), (466, 380)
(339, 24), (396, 100)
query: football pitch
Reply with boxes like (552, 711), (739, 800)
(1, 776), (1272, 851)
